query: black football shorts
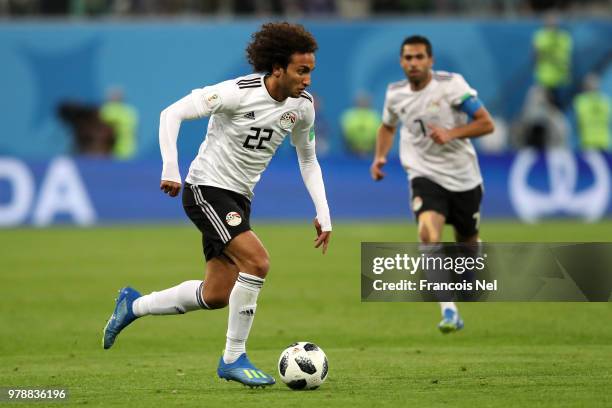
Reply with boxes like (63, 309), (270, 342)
(410, 177), (483, 237)
(183, 183), (251, 261)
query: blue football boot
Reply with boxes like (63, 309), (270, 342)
(102, 287), (141, 349)
(438, 308), (464, 334)
(217, 353), (275, 388)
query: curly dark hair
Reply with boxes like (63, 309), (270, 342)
(246, 22), (318, 73)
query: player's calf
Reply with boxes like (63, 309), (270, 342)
(202, 292), (230, 309)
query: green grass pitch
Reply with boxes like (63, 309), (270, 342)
(1, 221), (612, 407)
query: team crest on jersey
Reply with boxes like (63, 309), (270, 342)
(412, 196), (423, 212)
(226, 212), (242, 227)
(204, 92), (221, 109)
(427, 100), (441, 114)
(279, 111), (297, 130)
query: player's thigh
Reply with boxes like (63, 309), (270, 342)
(410, 177), (449, 242)
(184, 184), (253, 263)
(202, 255), (239, 308)
(418, 210), (446, 243)
(224, 230), (270, 278)
(450, 184), (483, 241)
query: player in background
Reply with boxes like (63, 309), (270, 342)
(370, 35), (494, 333)
(102, 22), (332, 387)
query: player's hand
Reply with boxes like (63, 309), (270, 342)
(160, 180), (181, 197)
(370, 157), (387, 181)
(313, 218), (331, 255)
(428, 124), (455, 145)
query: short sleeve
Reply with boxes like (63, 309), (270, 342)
(190, 79), (241, 117)
(290, 101), (316, 148)
(446, 74), (478, 107)
(382, 88), (399, 127)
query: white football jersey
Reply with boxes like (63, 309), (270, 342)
(382, 70), (482, 192)
(186, 74), (315, 199)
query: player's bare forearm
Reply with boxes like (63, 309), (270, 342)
(448, 107), (495, 139)
(429, 107), (494, 145)
(374, 124), (396, 159)
(371, 124), (396, 180)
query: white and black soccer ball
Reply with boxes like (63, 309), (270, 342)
(278, 342), (328, 390)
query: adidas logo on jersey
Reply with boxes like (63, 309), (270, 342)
(243, 111), (255, 120)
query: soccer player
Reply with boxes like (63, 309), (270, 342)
(370, 35), (494, 333)
(102, 22), (332, 387)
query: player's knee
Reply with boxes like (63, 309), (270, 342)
(243, 256), (270, 278)
(419, 225), (441, 243)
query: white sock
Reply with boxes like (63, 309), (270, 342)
(223, 272), (264, 364)
(132, 280), (208, 316)
(439, 302), (457, 315)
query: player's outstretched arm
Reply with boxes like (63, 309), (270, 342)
(294, 143), (332, 254)
(370, 123), (396, 181)
(158, 94), (203, 197)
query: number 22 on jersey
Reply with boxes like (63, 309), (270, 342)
(243, 127), (273, 150)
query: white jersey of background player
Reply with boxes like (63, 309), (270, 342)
(371, 35), (494, 333)
(383, 70), (482, 192)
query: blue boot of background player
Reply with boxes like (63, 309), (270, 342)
(438, 308), (464, 334)
(102, 287), (141, 349)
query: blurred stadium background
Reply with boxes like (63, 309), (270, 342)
(0, 0), (611, 226)
(1, 1), (612, 406)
